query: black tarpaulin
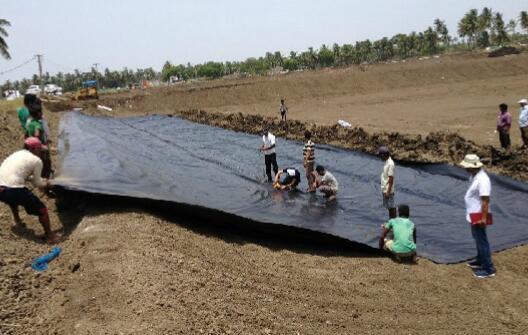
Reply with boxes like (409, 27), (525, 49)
(55, 112), (528, 263)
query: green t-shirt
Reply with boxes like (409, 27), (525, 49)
(26, 119), (47, 143)
(385, 217), (416, 254)
(17, 106), (30, 130)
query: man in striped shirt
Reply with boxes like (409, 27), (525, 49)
(303, 131), (316, 192)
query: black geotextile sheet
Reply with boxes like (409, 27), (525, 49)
(55, 112), (528, 263)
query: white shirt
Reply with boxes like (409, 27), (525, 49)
(262, 132), (276, 155)
(321, 171), (338, 191)
(0, 150), (46, 188)
(520, 106), (528, 128)
(380, 157), (395, 194)
(464, 169), (491, 223)
(285, 168), (297, 177)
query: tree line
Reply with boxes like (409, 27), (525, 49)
(2, 7), (528, 94)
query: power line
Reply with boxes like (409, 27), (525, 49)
(0, 56), (37, 76)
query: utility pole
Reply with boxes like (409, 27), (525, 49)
(92, 63), (100, 73)
(35, 54), (44, 92)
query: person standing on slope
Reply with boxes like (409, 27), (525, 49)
(279, 99), (288, 122)
(378, 146), (396, 219)
(518, 98), (528, 148)
(0, 137), (60, 244)
(303, 130), (316, 192)
(460, 154), (496, 279)
(260, 128), (279, 183)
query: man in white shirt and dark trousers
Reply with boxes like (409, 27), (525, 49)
(0, 137), (60, 244)
(260, 128), (278, 183)
(518, 98), (528, 148)
(378, 146), (396, 219)
(460, 154), (496, 278)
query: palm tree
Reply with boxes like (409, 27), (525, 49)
(0, 18), (11, 59)
(492, 12), (509, 45)
(458, 9), (479, 46)
(520, 11), (528, 32)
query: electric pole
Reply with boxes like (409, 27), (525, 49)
(35, 54), (44, 92)
(93, 63), (100, 72)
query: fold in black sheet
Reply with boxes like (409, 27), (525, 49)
(55, 112), (528, 263)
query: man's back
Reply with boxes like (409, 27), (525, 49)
(385, 217), (416, 253)
(0, 150), (43, 188)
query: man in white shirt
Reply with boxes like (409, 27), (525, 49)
(0, 137), (60, 244)
(378, 146), (396, 219)
(460, 154), (495, 279)
(259, 128), (279, 183)
(518, 98), (528, 147)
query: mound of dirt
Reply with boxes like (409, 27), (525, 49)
(174, 109), (528, 182)
(488, 46), (521, 58)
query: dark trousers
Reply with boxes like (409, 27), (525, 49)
(521, 127), (528, 147)
(41, 148), (53, 179)
(264, 153), (278, 182)
(471, 225), (495, 273)
(498, 131), (511, 149)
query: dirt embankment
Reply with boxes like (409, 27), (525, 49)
(158, 109), (526, 182)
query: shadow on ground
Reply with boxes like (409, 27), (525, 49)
(54, 188), (384, 259)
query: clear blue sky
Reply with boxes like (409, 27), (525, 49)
(1, 0), (526, 82)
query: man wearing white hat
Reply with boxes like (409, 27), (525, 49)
(460, 154), (496, 278)
(518, 99), (528, 147)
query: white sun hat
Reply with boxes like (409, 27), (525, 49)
(460, 154), (484, 169)
(518, 98), (528, 104)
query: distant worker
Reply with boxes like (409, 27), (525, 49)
(26, 99), (53, 178)
(17, 93), (38, 135)
(496, 103), (512, 150)
(312, 165), (338, 201)
(0, 137), (60, 244)
(260, 128), (279, 183)
(379, 204), (417, 263)
(518, 98), (528, 148)
(460, 154), (496, 278)
(378, 146), (396, 219)
(274, 167), (301, 191)
(303, 130), (316, 192)
(280, 99), (288, 122)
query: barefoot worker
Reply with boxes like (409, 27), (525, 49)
(260, 128), (279, 183)
(279, 98), (288, 122)
(313, 165), (338, 201)
(303, 130), (316, 192)
(274, 167), (301, 191)
(518, 98), (528, 148)
(378, 146), (396, 219)
(0, 137), (60, 244)
(379, 204), (417, 262)
(17, 93), (38, 135)
(26, 98), (53, 178)
(496, 103), (512, 150)
(460, 154), (496, 279)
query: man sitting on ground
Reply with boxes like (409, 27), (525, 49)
(379, 204), (417, 262)
(274, 168), (301, 191)
(312, 165), (338, 201)
(0, 137), (60, 244)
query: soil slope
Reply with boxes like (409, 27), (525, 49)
(2, 52), (528, 334)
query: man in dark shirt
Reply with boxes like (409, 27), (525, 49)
(496, 103), (512, 150)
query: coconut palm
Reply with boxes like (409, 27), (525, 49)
(492, 12), (509, 45)
(0, 18), (11, 59)
(520, 11), (528, 32)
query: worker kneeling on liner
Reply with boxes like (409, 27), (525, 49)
(274, 167), (301, 191)
(0, 137), (60, 244)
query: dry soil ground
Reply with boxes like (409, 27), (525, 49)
(1, 52), (528, 334)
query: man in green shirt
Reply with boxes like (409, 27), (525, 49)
(379, 204), (417, 262)
(17, 94), (38, 134)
